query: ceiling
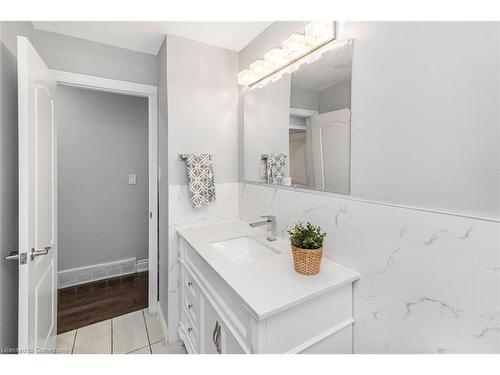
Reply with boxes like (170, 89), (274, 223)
(291, 44), (352, 91)
(31, 21), (273, 55)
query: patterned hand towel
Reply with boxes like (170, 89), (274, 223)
(182, 153), (216, 208)
(262, 153), (287, 185)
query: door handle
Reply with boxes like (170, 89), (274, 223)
(4, 251), (27, 264)
(4, 251), (19, 261)
(31, 246), (51, 261)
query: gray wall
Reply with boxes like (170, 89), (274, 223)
(167, 34), (238, 185)
(164, 35), (239, 340)
(157, 37), (169, 317)
(240, 21), (500, 219)
(289, 115), (306, 127)
(290, 80), (351, 113)
(33, 29), (157, 85)
(290, 86), (318, 111)
(57, 86), (149, 270)
(345, 21), (499, 218)
(318, 79), (351, 113)
(0, 20), (34, 352)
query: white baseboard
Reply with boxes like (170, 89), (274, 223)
(156, 301), (169, 343)
(58, 258), (149, 289)
(136, 258), (149, 273)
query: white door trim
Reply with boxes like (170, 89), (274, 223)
(50, 70), (159, 313)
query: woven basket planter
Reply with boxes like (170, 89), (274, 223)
(291, 245), (323, 275)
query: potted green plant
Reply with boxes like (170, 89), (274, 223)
(288, 222), (327, 275)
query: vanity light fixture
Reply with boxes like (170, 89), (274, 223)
(282, 33), (309, 58)
(305, 21), (335, 46)
(264, 48), (289, 70)
(250, 59), (271, 77)
(238, 68), (257, 86)
(247, 38), (352, 91)
(238, 21), (337, 87)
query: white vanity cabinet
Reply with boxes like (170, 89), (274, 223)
(176, 225), (360, 354)
(178, 241), (251, 354)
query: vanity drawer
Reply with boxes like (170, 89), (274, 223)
(183, 268), (199, 300)
(183, 281), (198, 324)
(181, 306), (199, 351)
(181, 264), (201, 326)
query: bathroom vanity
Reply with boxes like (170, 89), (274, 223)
(176, 221), (359, 354)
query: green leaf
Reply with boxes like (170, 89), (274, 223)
(287, 221), (327, 250)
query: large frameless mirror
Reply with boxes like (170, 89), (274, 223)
(243, 42), (353, 194)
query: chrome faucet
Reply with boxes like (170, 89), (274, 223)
(249, 215), (277, 241)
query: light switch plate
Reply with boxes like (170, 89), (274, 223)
(128, 174), (137, 185)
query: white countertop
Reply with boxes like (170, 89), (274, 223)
(176, 221), (360, 320)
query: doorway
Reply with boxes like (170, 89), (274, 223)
(52, 71), (159, 331)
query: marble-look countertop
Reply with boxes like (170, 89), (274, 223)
(176, 221), (360, 320)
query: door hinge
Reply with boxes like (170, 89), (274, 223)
(149, 211), (153, 219)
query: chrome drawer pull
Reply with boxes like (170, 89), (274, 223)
(215, 322), (222, 354)
(213, 321), (221, 354)
(212, 322), (218, 347)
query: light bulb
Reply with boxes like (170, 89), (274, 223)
(250, 59), (271, 79)
(282, 33), (309, 59)
(305, 21), (335, 47)
(264, 48), (289, 70)
(238, 69), (256, 86)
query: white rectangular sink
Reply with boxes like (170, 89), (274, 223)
(211, 236), (281, 264)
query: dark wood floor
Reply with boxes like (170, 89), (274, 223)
(57, 271), (148, 334)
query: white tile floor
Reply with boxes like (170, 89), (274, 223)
(56, 309), (187, 354)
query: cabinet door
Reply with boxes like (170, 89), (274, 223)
(201, 296), (222, 354)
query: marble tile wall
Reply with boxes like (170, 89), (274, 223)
(239, 183), (500, 354)
(167, 182), (240, 341)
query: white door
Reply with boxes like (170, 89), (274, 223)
(310, 108), (351, 193)
(17, 36), (58, 354)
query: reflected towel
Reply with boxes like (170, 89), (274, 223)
(182, 153), (216, 208)
(262, 153), (287, 185)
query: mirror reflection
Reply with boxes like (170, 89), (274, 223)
(244, 43), (352, 194)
